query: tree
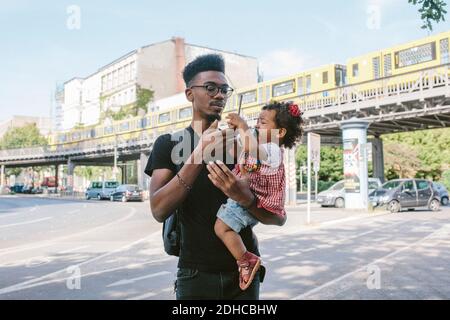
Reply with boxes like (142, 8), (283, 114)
(384, 142), (422, 179)
(409, 0), (447, 31)
(0, 123), (48, 150)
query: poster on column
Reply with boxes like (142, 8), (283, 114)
(343, 138), (360, 193)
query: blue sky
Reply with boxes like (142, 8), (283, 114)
(0, 0), (448, 123)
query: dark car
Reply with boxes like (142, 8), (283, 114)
(369, 179), (441, 213)
(11, 183), (24, 193)
(109, 184), (143, 202)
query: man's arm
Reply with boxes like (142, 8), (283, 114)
(206, 161), (286, 226)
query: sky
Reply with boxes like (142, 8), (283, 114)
(0, 0), (448, 123)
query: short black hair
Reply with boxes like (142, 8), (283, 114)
(262, 101), (304, 149)
(182, 54), (225, 86)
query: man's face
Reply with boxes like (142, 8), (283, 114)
(185, 71), (229, 122)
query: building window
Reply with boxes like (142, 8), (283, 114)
(107, 73), (112, 90)
(372, 57), (380, 79)
(158, 112), (170, 124)
(384, 54), (392, 76)
(322, 71), (328, 84)
(440, 38), (449, 64)
(241, 90), (257, 104)
(125, 64), (130, 81)
(272, 80), (295, 97)
(130, 61), (136, 80)
(395, 42), (436, 68)
(352, 64), (359, 77)
(118, 67), (123, 85)
(179, 107), (192, 119)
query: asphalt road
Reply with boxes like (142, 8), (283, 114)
(0, 195), (449, 300)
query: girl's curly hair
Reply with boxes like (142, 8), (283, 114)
(262, 101), (304, 149)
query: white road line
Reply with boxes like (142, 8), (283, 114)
(0, 212), (30, 219)
(268, 256), (284, 262)
(67, 209), (81, 214)
(0, 229), (162, 296)
(57, 245), (90, 254)
(0, 209), (136, 256)
(291, 223), (450, 300)
(29, 206), (37, 212)
(127, 292), (158, 300)
(0, 217), (51, 229)
(107, 271), (171, 288)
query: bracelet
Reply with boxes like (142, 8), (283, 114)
(176, 173), (192, 191)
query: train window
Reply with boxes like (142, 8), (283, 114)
(158, 112), (170, 124)
(265, 86), (270, 102)
(372, 57), (380, 79)
(179, 107), (192, 119)
(297, 77), (303, 95)
(395, 42), (436, 68)
(306, 75), (311, 94)
(322, 71), (328, 84)
(440, 38), (449, 64)
(258, 87), (263, 103)
(120, 122), (129, 132)
(104, 126), (114, 135)
(352, 64), (359, 77)
(272, 80), (295, 97)
(383, 54), (392, 76)
(241, 90), (257, 104)
(335, 66), (346, 86)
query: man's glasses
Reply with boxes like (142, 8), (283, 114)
(190, 83), (234, 97)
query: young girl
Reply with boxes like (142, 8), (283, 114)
(214, 101), (303, 290)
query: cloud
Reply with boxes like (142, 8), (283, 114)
(259, 49), (320, 81)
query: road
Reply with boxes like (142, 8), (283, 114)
(0, 195), (449, 299)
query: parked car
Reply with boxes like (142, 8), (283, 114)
(22, 184), (34, 194)
(432, 182), (449, 206)
(369, 179), (440, 213)
(85, 181), (119, 200)
(11, 183), (24, 193)
(316, 178), (382, 208)
(109, 184), (143, 202)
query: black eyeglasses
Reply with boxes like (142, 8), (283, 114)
(190, 83), (234, 97)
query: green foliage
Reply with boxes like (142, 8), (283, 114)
(0, 123), (48, 150)
(136, 86), (153, 114)
(440, 170), (450, 190)
(383, 128), (450, 181)
(408, 0), (447, 31)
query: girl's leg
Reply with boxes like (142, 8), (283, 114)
(214, 218), (247, 260)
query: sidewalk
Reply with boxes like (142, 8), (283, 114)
(254, 202), (391, 240)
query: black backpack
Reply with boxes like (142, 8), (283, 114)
(162, 129), (186, 256)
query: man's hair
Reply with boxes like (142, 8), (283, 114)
(182, 54), (225, 86)
(262, 101), (304, 149)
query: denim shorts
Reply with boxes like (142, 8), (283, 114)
(217, 198), (258, 233)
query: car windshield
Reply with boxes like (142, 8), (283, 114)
(330, 182), (344, 191)
(105, 181), (119, 188)
(125, 185), (139, 191)
(382, 181), (402, 190)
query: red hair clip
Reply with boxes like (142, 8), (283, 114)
(288, 103), (301, 118)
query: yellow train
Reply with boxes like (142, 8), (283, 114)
(49, 30), (450, 150)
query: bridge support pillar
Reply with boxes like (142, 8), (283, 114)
(138, 153), (149, 191)
(0, 165), (5, 193)
(67, 159), (75, 194)
(340, 118), (370, 210)
(371, 136), (385, 183)
(284, 147), (297, 205)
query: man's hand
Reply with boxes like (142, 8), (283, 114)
(226, 113), (248, 131)
(206, 160), (254, 208)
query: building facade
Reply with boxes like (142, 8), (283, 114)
(0, 115), (52, 140)
(59, 37), (258, 130)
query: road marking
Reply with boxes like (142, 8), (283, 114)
(67, 209), (81, 214)
(107, 271), (171, 288)
(128, 292), (158, 300)
(0, 229), (163, 296)
(268, 256), (284, 262)
(29, 206), (38, 212)
(57, 245), (90, 254)
(0, 209), (136, 256)
(291, 223), (450, 300)
(0, 217), (51, 229)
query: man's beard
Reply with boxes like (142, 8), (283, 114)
(206, 113), (221, 122)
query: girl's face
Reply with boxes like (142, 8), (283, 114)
(255, 109), (279, 144)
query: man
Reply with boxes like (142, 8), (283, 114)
(145, 54), (286, 300)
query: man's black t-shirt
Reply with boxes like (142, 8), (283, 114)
(145, 126), (260, 272)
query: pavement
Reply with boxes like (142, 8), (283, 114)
(0, 194), (449, 299)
